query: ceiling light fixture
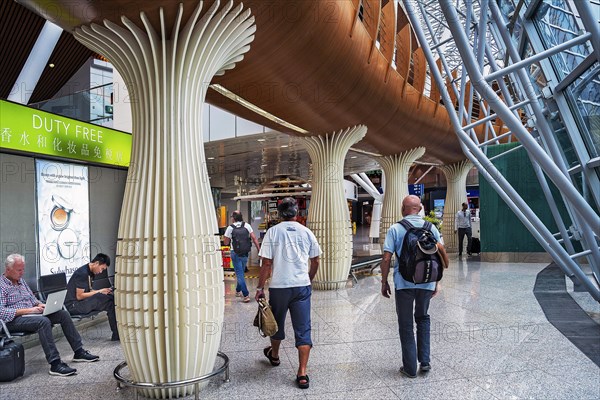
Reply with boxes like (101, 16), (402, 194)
(280, 145), (288, 148)
(48, 63), (55, 68)
(207, 157), (215, 160)
(210, 84), (308, 134)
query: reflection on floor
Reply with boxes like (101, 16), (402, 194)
(353, 224), (382, 258)
(2, 255), (599, 399)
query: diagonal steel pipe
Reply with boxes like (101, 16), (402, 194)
(401, 0), (600, 302)
(437, 0), (599, 236)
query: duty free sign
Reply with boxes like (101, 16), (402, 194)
(0, 99), (131, 167)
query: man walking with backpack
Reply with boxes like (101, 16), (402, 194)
(380, 195), (449, 378)
(224, 210), (261, 302)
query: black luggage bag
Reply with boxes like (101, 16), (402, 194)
(470, 237), (481, 254)
(0, 337), (25, 382)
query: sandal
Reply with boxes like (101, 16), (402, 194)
(263, 347), (280, 366)
(296, 375), (309, 389)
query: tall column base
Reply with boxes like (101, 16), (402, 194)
(377, 148), (426, 246)
(300, 126), (367, 290)
(440, 160), (473, 252)
(74, 1), (256, 397)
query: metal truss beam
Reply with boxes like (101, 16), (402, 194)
(402, 0), (600, 302)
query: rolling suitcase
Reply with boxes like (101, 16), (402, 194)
(470, 237), (481, 254)
(0, 337), (25, 382)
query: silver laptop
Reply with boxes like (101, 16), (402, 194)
(23, 290), (67, 317)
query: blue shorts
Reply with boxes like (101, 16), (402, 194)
(268, 285), (312, 347)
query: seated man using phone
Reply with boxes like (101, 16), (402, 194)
(65, 253), (119, 341)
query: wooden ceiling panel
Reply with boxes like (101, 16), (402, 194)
(0, 1), (46, 99)
(19, 0), (464, 163)
(28, 32), (94, 104)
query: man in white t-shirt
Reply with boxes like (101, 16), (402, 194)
(224, 210), (260, 302)
(256, 197), (321, 389)
(454, 202), (472, 256)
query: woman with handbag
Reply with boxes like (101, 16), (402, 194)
(255, 197), (321, 389)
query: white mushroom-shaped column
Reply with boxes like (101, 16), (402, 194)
(377, 147), (426, 246)
(74, 1), (255, 397)
(299, 126), (367, 290)
(440, 160), (473, 252)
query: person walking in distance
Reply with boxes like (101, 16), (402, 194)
(380, 195), (449, 378)
(454, 202), (472, 256)
(256, 197), (321, 389)
(224, 210), (260, 303)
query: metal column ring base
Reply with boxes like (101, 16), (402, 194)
(113, 351), (230, 400)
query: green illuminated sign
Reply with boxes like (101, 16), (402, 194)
(0, 100), (131, 167)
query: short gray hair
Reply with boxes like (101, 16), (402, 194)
(5, 253), (24, 269)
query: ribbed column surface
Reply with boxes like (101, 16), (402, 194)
(300, 126), (367, 290)
(74, 1), (255, 398)
(440, 160), (473, 252)
(377, 148), (426, 246)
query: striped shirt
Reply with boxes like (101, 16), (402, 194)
(0, 274), (39, 322)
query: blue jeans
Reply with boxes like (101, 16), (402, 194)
(6, 310), (83, 364)
(231, 252), (249, 297)
(269, 286), (312, 347)
(394, 289), (433, 376)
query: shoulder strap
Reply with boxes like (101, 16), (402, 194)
(399, 219), (413, 230)
(240, 221), (245, 228)
(423, 221), (432, 231)
(230, 224), (235, 229)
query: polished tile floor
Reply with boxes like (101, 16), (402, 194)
(1, 256), (599, 399)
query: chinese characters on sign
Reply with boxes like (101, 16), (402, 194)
(0, 100), (131, 167)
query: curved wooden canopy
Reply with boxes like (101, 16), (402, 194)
(19, 0), (503, 164)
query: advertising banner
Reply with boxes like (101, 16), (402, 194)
(36, 160), (90, 278)
(0, 99), (131, 167)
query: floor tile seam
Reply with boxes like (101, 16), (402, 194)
(466, 365), (599, 390)
(305, 384), (399, 399)
(386, 375), (485, 390)
(429, 321), (555, 341)
(447, 368), (539, 381)
(462, 375), (505, 399)
(437, 294), (533, 307)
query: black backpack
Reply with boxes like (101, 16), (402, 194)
(230, 222), (252, 256)
(396, 220), (443, 283)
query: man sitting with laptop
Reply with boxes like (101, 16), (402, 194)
(0, 254), (99, 376)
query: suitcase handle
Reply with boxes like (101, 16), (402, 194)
(0, 337), (12, 350)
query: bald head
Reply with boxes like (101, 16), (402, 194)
(402, 195), (422, 217)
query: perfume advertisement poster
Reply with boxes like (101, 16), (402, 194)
(36, 160), (90, 278)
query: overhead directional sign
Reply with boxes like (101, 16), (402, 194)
(408, 183), (424, 197)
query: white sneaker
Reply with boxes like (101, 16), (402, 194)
(235, 292), (242, 297)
